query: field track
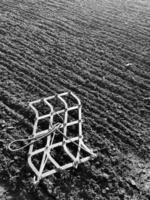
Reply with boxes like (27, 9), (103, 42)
(1, 0), (150, 199)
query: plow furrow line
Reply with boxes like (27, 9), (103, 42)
(0, 101), (32, 135)
(0, 51), (58, 93)
(0, 38), (136, 101)
(93, 14), (150, 39)
(0, 59), (53, 97)
(1, 16), (150, 94)
(0, 64), (48, 98)
(0, 87), (33, 123)
(85, 112), (139, 149)
(0, 37), (148, 130)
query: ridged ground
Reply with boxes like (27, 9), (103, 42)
(0, 0), (150, 199)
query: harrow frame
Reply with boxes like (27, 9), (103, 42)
(28, 92), (96, 183)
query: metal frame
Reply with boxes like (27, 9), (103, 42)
(28, 92), (96, 183)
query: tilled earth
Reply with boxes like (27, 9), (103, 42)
(0, 0), (150, 199)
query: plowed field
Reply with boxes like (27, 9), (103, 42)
(1, 0), (150, 199)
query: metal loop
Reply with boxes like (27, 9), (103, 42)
(8, 123), (62, 152)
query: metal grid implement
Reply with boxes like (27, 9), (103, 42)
(28, 92), (97, 183)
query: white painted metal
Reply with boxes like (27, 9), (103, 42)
(28, 91), (97, 184)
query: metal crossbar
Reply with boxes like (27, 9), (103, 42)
(28, 91), (97, 184)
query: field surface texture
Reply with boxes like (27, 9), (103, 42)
(0, 0), (150, 199)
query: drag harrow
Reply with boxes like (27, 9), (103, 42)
(28, 92), (97, 183)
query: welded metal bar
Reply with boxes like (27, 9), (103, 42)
(28, 92), (96, 184)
